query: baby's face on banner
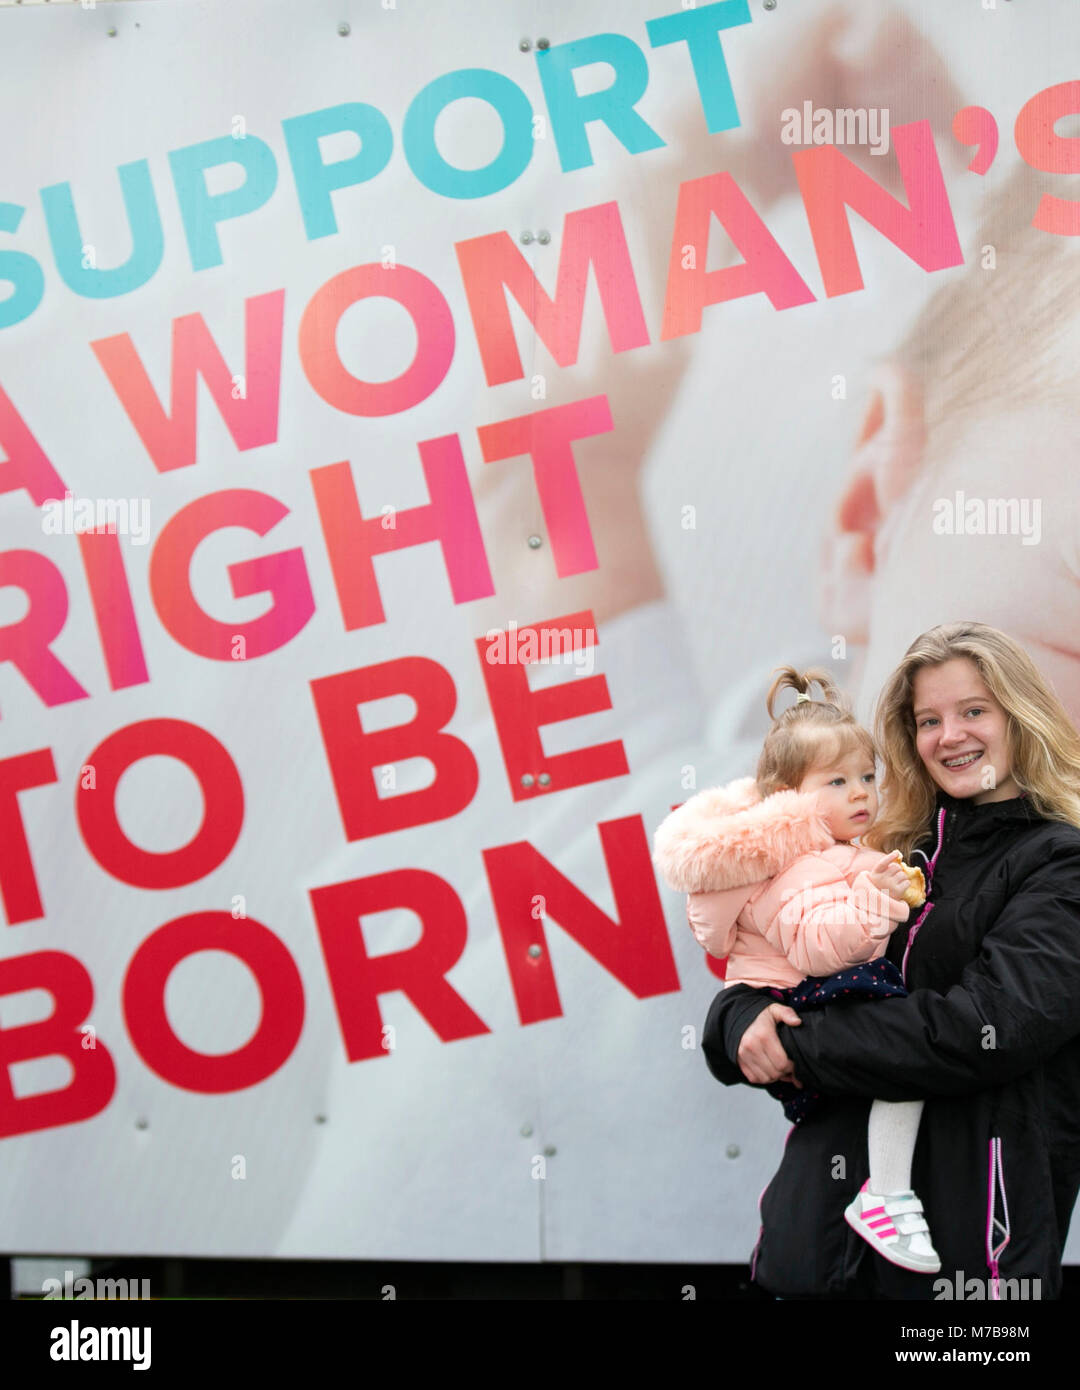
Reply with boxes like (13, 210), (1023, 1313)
(822, 366), (1080, 726)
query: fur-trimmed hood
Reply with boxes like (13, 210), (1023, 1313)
(652, 775), (836, 894)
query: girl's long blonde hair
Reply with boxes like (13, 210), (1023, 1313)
(755, 666), (876, 798)
(865, 622), (1080, 857)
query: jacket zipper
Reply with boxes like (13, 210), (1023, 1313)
(985, 1137), (1011, 1299)
(914, 805), (1014, 1292)
(900, 806), (947, 985)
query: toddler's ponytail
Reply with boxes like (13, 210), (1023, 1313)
(756, 666), (875, 798)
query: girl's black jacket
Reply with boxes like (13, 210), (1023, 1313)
(702, 787), (1080, 1299)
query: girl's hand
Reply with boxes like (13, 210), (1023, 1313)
(868, 849), (912, 901)
(737, 1004), (803, 1086)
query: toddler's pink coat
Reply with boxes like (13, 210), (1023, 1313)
(652, 776), (910, 988)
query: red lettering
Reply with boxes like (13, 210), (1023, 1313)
(455, 202), (649, 386)
(793, 120), (963, 297)
(150, 489), (314, 660)
(1015, 81), (1080, 234)
(476, 399), (613, 577)
(76, 718), (243, 887)
(90, 290), (285, 472)
(0, 748), (59, 924)
(309, 869), (489, 1060)
(0, 382), (67, 504)
(309, 437), (494, 631)
(0, 550), (89, 712)
(78, 529), (150, 691)
(483, 815), (680, 1024)
(310, 658), (477, 839)
(477, 611), (627, 800)
(0, 951), (116, 1138)
(122, 912), (304, 1091)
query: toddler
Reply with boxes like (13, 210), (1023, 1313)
(653, 665), (939, 1274)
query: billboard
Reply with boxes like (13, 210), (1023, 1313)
(1, 0), (1078, 1261)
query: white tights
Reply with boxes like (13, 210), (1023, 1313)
(867, 1097), (924, 1193)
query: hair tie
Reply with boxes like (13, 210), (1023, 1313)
(795, 692), (811, 703)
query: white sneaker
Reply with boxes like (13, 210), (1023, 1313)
(844, 1181), (942, 1273)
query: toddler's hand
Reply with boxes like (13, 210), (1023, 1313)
(867, 849), (911, 901)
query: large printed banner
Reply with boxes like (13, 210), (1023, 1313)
(1, 0), (1079, 1259)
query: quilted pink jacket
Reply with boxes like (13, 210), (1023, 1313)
(652, 776), (910, 988)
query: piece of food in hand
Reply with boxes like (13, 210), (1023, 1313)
(897, 860), (926, 908)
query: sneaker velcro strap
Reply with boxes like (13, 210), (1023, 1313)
(883, 1195), (926, 1216)
(893, 1213), (930, 1234)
